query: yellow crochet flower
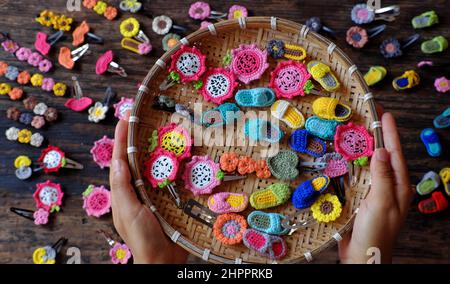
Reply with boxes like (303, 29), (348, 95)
(32, 247), (56, 264)
(17, 129), (32, 144)
(31, 74), (44, 87)
(53, 83), (67, 97)
(14, 155), (32, 168)
(36, 10), (55, 27)
(120, 17), (140, 38)
(0, 83), (12, 95)
(311, 193), (342, 223)
(51, 15), (73, 31)
(93, 1), (108, 15)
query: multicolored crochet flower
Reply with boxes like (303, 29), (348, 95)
(267, 40), (285, 59)
(311, 193), (342, 223)
(109, 243), (132, 264)
(33, 180), (64, 212)
(90, 135), (114, 169)
(228, 5), (247, 20)
(82, 185), (111, 217)
(351, 4), (375, 24)
(5, 66), (19, 81)
(113, 97), (135, 119)
(36, 10), (56, 27)
(346, 26), (369, 48)
(2, 40), (19, 53)
(189, 1), (211, 20)
(33, 246), (56, 264)
(33, 208), (49, 225)
(88, 102), (109, 123)
(434, 76), (450, 93)
(162, 33), (180, 51)
(380, 38), (402, 58)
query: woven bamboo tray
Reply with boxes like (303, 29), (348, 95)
(127, 17), (383, 264)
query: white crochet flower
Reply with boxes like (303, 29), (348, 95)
(88, 102), (108, 123)
(5, 127), (20, 141)
(33, 102), (48, 115)
(30, 133), (44, 147)
(152, 15), (172, 35)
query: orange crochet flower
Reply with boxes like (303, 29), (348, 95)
(237, 156), (256, 175)
(17, 71), (31, 85)
(219, 152), (239, 172)
(83, 0), (97, 9)
(0, 61), (8, 76)
(8, 88), (23, 100)
(104, 6), (118, 21)
(255, 160), (271, 179)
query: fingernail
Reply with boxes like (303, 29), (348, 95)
(375, 148), (389, 162)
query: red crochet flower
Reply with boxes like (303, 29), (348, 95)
(33, 180), (64, 212)
(269, 60), (311, 99)
(334, 122), (374, 161)
(169, 45), (206, 83)
(38, 145), (65, 173)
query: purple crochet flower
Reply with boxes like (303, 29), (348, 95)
(19, 112), (33, 125)
(15, 47), (32, 61)
(2, 40), (19, 53)
(38, 59), (53, 73)
(27, 52), (43, 67)
(306, 17), (322, 32)
(5, 65), (19, 81)
(41, 78), (55, 92)
(267, 40), (285, 59)
(138, 42), (152, 55)
(380, 38), (402, 58)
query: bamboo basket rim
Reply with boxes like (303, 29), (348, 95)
(127, 16), (384, 264)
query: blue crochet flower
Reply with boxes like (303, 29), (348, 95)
(266, 40), (285, 59)
(19, 112), (33, 125)
(306, 17), (322, 32)
(351, 4), (375, 24)
(5, 65), (19, 81)
(380, 38), (402, 58)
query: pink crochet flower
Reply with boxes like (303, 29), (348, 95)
(109, 243), (131, 264)
(38, 59), (53, 73)
(33, 208), (49, 225)
(31, 116), (46, 129)
(138, 42), (152, 55)
(15, 47), (32, 61)
(434, 76), (450, 93)
(82, 185), (111, 217)
(41, 78), (55, 92)
(200, 21), (213, 29)
(228, 5), (248, 20)
(169, 45), (207, 83)
(230, 44), (269, 84)
(2, 40), (19, 53)
(182, 155), (222, 195)
(346, 26), (368, 48)
(113, 97), (135, 119)
(189, 1), (211, 20)
(200, 67), (238, 105)
(90, 136), (114, 169)
(334, 122), (374, 161)
(144, 148), (179, 188)
(269, 60), (311, 99)
(27, 52), (43, 67)
(33, 180), (64, 212)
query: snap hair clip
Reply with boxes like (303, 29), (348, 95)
(346, 24), (386, 48)
(35, 30), (65, 56)
(119, 0), (142, 13)
(280, 210), (315, 235)
(32, 237), (67, 264)
(152, 15), (188, 36)
(58, 43), (90, 69)
(305, 17), (335, 35)
(33, 180), (64, 213)
(10, 207), (51, 226)
(88, 86), (117, 123)
(96, 50), (127, 77)
(379, 34), (420, 58)
(82, 0), (118, 21)
(5, 127), (45, 148)
(37, 145), (84, 174)
(82, 185), (111, 217)
(351, 3), (400, 24)
(72, 21), (104, 46)
(65, 76), (93, 112)
(189, 1), (227, 21)
(182, 199), (217, 227)
(36, 10), (73, 31)
(120, 17), (150, 43)
(99, 230), (132, 264)
(267, 40), (307, 62)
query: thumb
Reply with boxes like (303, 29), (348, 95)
(368, 148), (396, 202)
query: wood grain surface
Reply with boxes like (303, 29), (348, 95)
(0, 0), (448, 264)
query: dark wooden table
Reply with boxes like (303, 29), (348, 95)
(0, 0), (448, 264)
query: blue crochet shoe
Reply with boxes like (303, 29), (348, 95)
(305, 116), (341, 140)
(244, 119), (284, 143)
(202, 103), (242, 127)
(247, 211), (289, 235)
(235, 88), (276, 107)
(292, 175), (330, 209)
(289, 129), (326, 157)
(433, 108), (450, 129)
(420, 128), (442, 157)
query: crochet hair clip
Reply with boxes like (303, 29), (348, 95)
(65, 76), (93, 112)
(305, 17), (336, 35)
(189, 1), (227, 21)
(120, 17), (152, 55)
(152, 15), (188, 36)
(72, 21), (104, 46)
(58, 43), (90, 69)
(280, 210), (315, 235)
(37, 145), (83, 174)
(10, 207), (51, 226)
(35, 30), (65, 56)
(96, 50), (127, 77)
(346, 24), (386, 49)
(88, 86), (117, 123)
(380, 34), (420, 58)
(351, 3), (400, 24)
(119, 0), (142, 13)
(267, 40), (307, 62)
(99, 230), (132, 264)
(32, 237), (67, 264)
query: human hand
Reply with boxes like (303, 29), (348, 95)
(338, 112), (413, 264)
(110, 113), (188, 264)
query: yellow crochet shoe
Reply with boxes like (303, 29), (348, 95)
(439, 167), (450, 196)
(392, 70), (420, 91)
(271, 100), (305, 129)
(249, 183), (291, 210)
(312, 97), (352, 122)
(364, 66), (387, 86)
(307, 60), (340, 92)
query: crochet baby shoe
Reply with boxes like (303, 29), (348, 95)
(418, 191), (449, 214)
(317, 152), (348, 178)
(334, 122), (374, 161)
(182, 155), (222, 196)
(244, 119), (284, 143)
(392, 70), (420, 91)
(207, 192), (248, 214)
(420, 128), (442, 157)
(307, 60), (340, 92)
(433, 108), (450, 128)
(292, 175), (330, 209)
(311, 193), (342, 223)
(235, 88), (276, 108)
(157, 123), (192, 161)
(305, 116), (341, 140)
(412, 10), (439, 29)
(288, 129), (326, 158)
(266, 150), (299, 181)
(213, 213), (247, 245)
(416, 171), (440, 195)
(250, 183), (291, 210)
(242, 229), (287, 260)
(364, 66), (387, 87)
(421, 36), (448, 54)
(247, 211), (289, 235)
(439, 168), (450, 196)
(200, 67), (238, 105)
(271, 100), (305, 129)
(269, 60), (313, 99)
(201, 103), (241, 128)
(312, 97), (352, 122)
(230, 44), (269, 84)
